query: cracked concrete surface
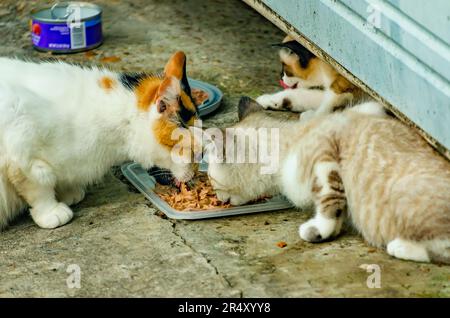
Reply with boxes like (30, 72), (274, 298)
(0, 0), (449, 297)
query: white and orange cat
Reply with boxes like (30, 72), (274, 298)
(207, 97), (450, 264)
(256, 35), (365, 117)
(0, 51), (198, 230)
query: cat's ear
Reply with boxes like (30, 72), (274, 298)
(156, 76), (197, 127)
(272, 41), (315, 68)
(238, 96), (264, 121)
(164, 51), (192, 97)
(155, 76), (181, 115)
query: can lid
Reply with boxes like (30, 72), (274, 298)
(31, 2), (102, 23)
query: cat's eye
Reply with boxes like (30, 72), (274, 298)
(157, 99), (167, 113)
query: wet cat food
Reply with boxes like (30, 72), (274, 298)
(191, 88), (209, 106)
(155, 173), (231, 211)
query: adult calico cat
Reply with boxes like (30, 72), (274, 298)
(0, 51), (197, 229)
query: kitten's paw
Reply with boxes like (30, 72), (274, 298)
(256, 94), (281, 109)
(173, 166), (195, 183)
(387, 238), (430, 263)
(31, 203), (73, 229)
(58, 187), (85, 206)
(216, 190), (231, 204)
(229, 195), (248, 206)
(299, 221), (324, 243)
(299, 110), (316, 122)
(215, 191), (247, 206)
(299, 215), (337, 243)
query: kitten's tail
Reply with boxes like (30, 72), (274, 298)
(0, 162), (26, 230)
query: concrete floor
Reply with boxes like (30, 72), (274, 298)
(0, 0), (448, 297)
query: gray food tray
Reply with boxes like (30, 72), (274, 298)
(188, 78), (223, 117)
(121, 162), (295, 220)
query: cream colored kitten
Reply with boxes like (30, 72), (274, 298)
(207, 97), (450, 264)
(0, 52), (198, 230)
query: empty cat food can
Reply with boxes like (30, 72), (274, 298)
(30, 2), (103, 53)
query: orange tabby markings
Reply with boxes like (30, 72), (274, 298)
(311, 177), (322, 194)
(98, 76), (116, 91)
(135, 77), (162, 111)
(153, 118), (181, 148)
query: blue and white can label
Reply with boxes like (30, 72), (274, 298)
(31, 2), (103, 53)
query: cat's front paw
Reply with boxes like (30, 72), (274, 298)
(299, 221), (324, 243)
(386, 238), (430, 263)
(299, 110), (316, 122)
(299, 215), (338, 243)
(173, 168), (195, 183)
(256, 94), (281, 109)
(31, 203), (73, 229)
(216, 190), (231, 204)
(229, 195), (249, 206)
(215, 191), (247, 206)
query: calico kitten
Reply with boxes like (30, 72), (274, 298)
(0, 51), (198, 230)
(207, 97), (450, 263)
(256, 35), (365, 116)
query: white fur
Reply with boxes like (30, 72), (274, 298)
(317, 89), (353, 115)
(0, 162), (26, 229)
(257, 88), (326, 112)
(424, 239), (450, 262)
(280, 152), (311, 206)
(299, 213), (337, 242)
(297, 110), (314, 122)
(0, 58), (190, 229)
(387, 238), (430, 262)
(350, 101), (386, 117)
(281, 73), (299, 88)
(257, 86), (354, 114)
(387, 238), (450, 263)
(297, 161), (343, 241)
